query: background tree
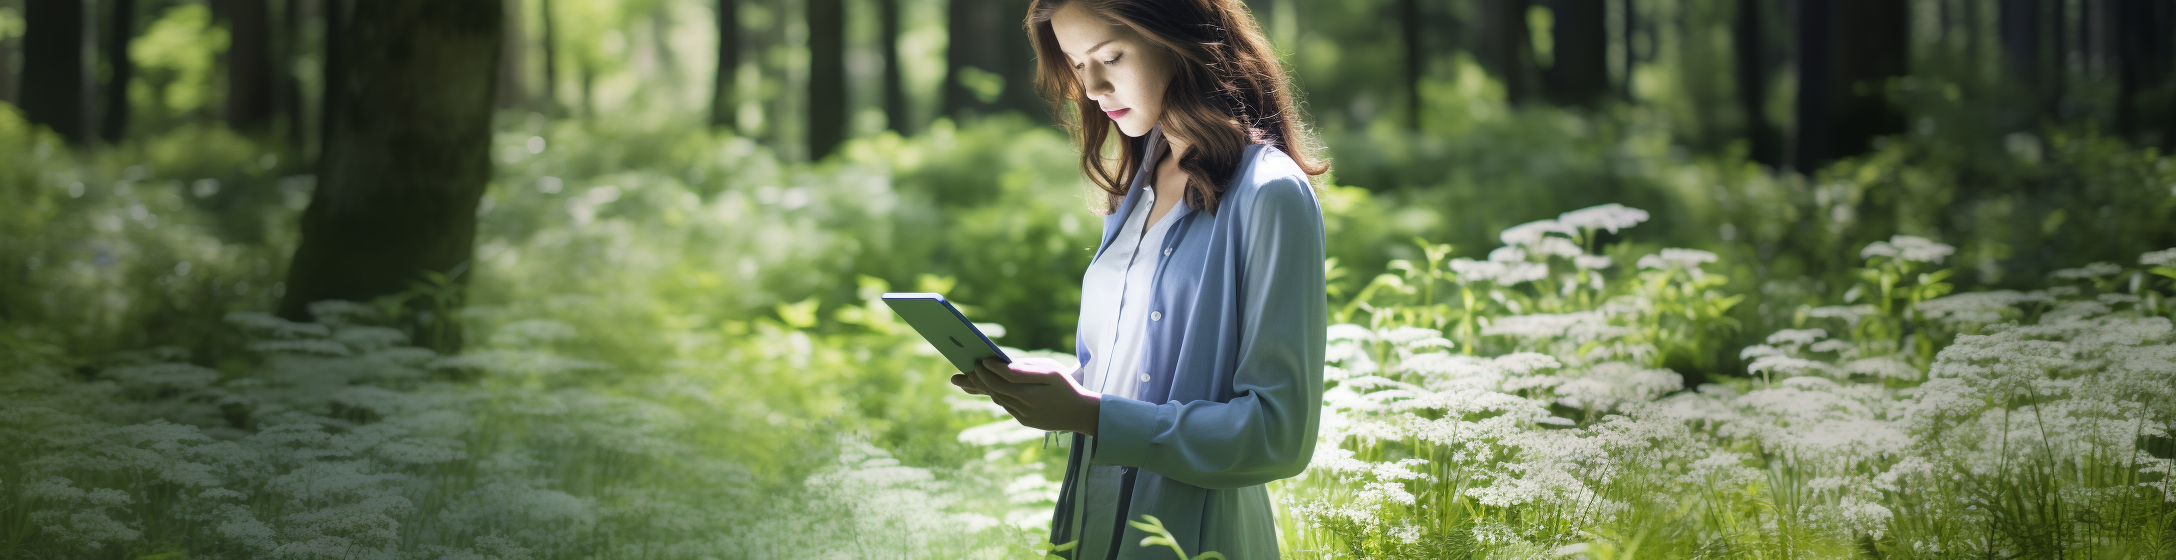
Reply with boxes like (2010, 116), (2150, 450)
(1733, 0), (1780, 166)
(2114, 0), (2175, 148)
(496, 0), (527, 109)
(710, 0), (736, 128)
(879, 0), (906, 134)
(219, 0), (275, 134)
(1541, 0), (1609, 108)
(944, 0), (1039, 121)
(99, 0), (133, 143)
(1473, 0), (1535, 106)
(1789, 0), (1905, 173)
(807, 0), (843, 160)
(279, 0), (501, 352)
(19, 0), (92, 144)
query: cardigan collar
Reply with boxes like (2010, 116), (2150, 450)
(1094, 124), (1200, 262)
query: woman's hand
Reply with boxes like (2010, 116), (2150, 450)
(962, 356), (1101, 436)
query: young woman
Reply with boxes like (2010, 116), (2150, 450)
(949, 0), (1330, 557)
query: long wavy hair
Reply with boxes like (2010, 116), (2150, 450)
(1025, 0), (1329, 215)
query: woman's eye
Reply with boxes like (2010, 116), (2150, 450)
(1103, 54), (1122, 65)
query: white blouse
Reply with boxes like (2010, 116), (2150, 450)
(1069, 173), (1178, 556)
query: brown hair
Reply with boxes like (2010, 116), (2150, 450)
(1025, 0), (1329, 214)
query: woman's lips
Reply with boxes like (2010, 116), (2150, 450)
(1104, 108), (1130, 119)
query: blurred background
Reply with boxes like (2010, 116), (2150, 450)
(2, 0), (2175, 558)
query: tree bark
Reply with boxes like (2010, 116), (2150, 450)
(101, 0), (134, 143)
(879, 0), (907, 134)
(221, 0), (277, 134)
(1542, 0), (1609, 107)
(20, 0), (93, 145)
(808, 0), (843, 159)
(711, 0), (737, 128)
(2000, 0), (2044, 119)
(280, 0), (500, 353)
(1474, 0), (1535, 106)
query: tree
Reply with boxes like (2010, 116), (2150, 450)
(1473, 0), (1535, 106)
(279, 0), (501, 353)
(808, 0), (844, 160)
(710, 0), (737, 128)
(2114, 0), (2175, 148)
(879, 0), (907, 134)
(2000, 0), (2046, 121)
(539, 0), (559, 112)
(496, 0), (527, 109)
(1788, 0), (1905, 174)
(1402, 0), (1422, 130)
(220, 0), (276, 134)
(100, 0), (133, 143)
(944, 0), (1040, 121)
(1541, 0), (1609, 108)
(1733, 0), (1780, 166)
(20, 0), (92, 144)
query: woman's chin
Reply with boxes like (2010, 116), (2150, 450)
(1116, 119), (1151, 138)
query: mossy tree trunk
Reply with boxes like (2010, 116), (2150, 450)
(808, 0), (844, 160)
(278, 0), (501, 353)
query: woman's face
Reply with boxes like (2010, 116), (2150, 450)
(1049, 3), (1172, 138)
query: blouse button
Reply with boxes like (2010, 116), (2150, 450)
(1139, 373), (1151, 383)
(1162, 247), (1172, 256)
(1150, 311), (1162, 322)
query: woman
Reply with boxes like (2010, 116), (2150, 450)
(949, 0), (1330, 558)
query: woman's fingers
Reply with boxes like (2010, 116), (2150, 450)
(980, 357), (1059, 385)
(950, 373), (986, 395)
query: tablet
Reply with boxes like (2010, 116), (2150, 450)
(881, 293), (1011, 374)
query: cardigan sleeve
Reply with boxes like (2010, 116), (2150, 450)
(1087, 170), (1327, 490)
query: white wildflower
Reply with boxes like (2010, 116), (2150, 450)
(1573, 254), (1613, 270)
(1327, 323), (1377, 343)
(1489, 246), (1529, 263)
(1747, 356), (1838, 378)
(1451, 258), (1548, 285)
(1556, 203), (1650, 233)
(1765, 328), (1829, 347)
(2142, 248), (2176, 268)
(956, 419), (1045, 446)
(1808, 304), (1879, 326)
(1499, 219), (1574, 247)
(1845, 356), (1921, 380)
(1861, 235), (1955, 263)
(2049, 262), (2122, 280)
(1530, 236), (1585, 259)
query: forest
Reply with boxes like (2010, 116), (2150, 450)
(2, 0), (2175, 558)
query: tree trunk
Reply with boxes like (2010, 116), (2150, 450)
(879, 0), (907, 134)
(282, 0), (313, 152)
(944, 0), (1040, 121)
(1734, 0), (1780, 166)
(2114, 0), (2175, 147)
(20, 0), (93, 145)
(101, 0), (134, 143)
(808, 0), (844, 159)
(539, 0), (558, 112)
(496, 0), (526, 108)
(1402, 0), (1422, 130)
(0, 12), (16, 105)
(1789, 0), (1904, 174)
(2000, 0), (2044, 121)
(1474, 0), (1535, 106)
(711, 0), (738, 128)
(280, 0), (500, 354)
(222, 0), (277, 134)
(1542, 0), (1608, 107)
(1620, 0), (1636, 101)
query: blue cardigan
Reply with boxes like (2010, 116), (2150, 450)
(1051, 126), (1327, 559)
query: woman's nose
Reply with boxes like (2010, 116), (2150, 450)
(1081, 66), (1114, 99)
